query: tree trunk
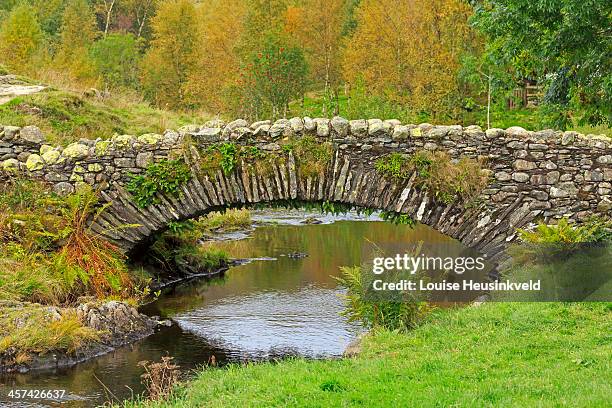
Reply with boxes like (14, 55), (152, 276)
(334, 88), (339, 116)
(487, 74), (492, 130)
(104, 0), (116, 38)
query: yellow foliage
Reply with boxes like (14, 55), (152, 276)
(342, 0), (476, 119)
(0, 4), (43, 73)
(286, 0), (348, 94)
(185, 0), (248, 114)
(55, 0), (98, 84)
(141, 0), (199, 109)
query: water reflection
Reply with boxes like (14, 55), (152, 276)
(0, 211), (487, 407)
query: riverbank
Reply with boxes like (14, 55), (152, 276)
(124, 302), (611, 407)
(0, 177), (243, 373)
(0, 300), (159, 373)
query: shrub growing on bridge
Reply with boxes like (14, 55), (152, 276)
(282, 135), (333, 178)
(127, 159), (191, 208)
(193, 136), (332, 180)
(376, 150), (488, 205)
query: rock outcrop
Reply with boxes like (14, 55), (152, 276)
(0, 301), (159, 373)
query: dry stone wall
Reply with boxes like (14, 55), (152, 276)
(1, 117), (611, 265)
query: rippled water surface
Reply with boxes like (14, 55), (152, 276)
(0, 210), (486, 407)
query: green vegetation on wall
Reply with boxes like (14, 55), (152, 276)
(127, 159), (192, 208)
(193, 135), (332, 181)
(282, 135), (333, 178)
(376, 150), (489, 205)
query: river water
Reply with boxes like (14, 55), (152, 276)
(0, 210), (487, 407)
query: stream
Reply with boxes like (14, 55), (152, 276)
(0, 209), (488, 407)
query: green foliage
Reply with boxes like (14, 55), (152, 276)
(409, 151), (434, 178)
(379, 211), (415, 226)
(319, 200), (353, 216)
(147, 209), (250, 275)
(0, 87), (210, 146)
(90, 33), (143, 89)
(0, 305), (99, 356)
(55, 0), (98, 81)
(197, 209), (252, 233)
(140, 0), (199, 109)
(335, 265), (430, 332)
(127, 159), (192, 208)
(240, 145), (266, 161)
(149, 221), (229, 274)
(196, 142), (286, 178)
(283, 135), (333, 178)
(0, 179), (142, 304)
(217, 142), (238, 174)
(470, 0), (612, 128)
(344, 77), (418, 122)
(375, 153), (411, 180)
(239, 33), (309, 119)
(515, 217), (612, 262)
(519, 218), (612, 245)
(198, 142), (239, 176)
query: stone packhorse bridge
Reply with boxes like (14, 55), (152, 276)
(1, 118), (611, 266)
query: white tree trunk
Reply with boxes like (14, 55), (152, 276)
(487, 74), (492, 130)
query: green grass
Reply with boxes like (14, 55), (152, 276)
(124, 302), (611, 407)
(289, 92), (611, 137)
(198, 209), (252, 232)
(0, 303), (99, 358)
(0, 87), (210, 146)
(477, 108), (611, 136)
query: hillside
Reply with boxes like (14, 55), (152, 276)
(0, 73), (210, 146)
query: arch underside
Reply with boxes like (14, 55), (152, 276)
(90, 151), (541, 267)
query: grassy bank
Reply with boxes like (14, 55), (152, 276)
(0, 177), (232, 362)
(0, 302), (99, 361)
(125, 302), (611, 407)
(0, 80), (210, 146)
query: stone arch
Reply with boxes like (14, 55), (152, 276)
(2, 118), (610, 269)
(91, 149), (536, 269)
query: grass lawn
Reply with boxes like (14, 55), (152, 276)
(126, 302), (611, 407)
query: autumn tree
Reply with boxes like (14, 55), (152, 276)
(185, 0), (247, 115)
(121, 0), (155, 39)
(93, 0), (120, 37)
(343, 0), (476, 121)
(241, 0), (288, 48)
(140, 0), (199, 109)
(56, 0), (98, 82)
(285, 0), (348, 114)
(0, 3), (43, 73)
(27, 0), (66, 41)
